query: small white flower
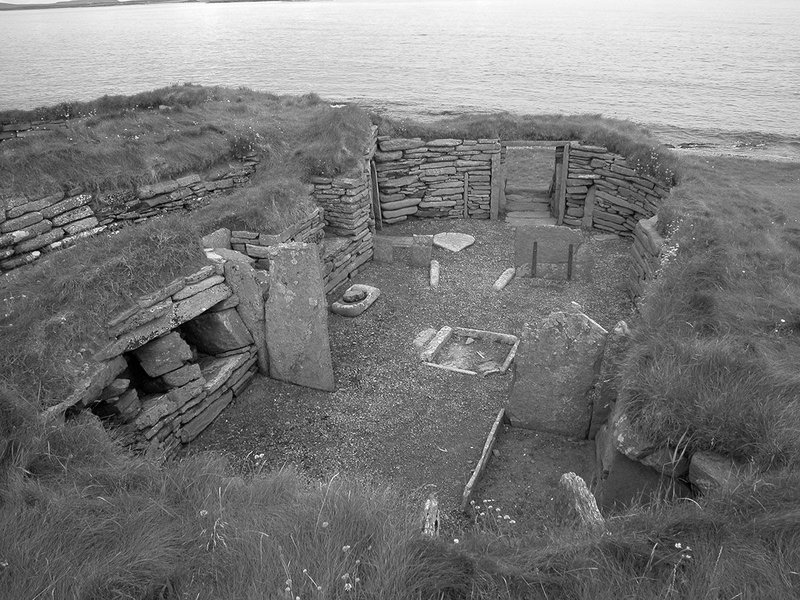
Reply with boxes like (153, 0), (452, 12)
(342, 545), (351, 552)
(199, 510), (208, 517)
(344, 582), (353, 592)
(453, 538), (459, 544)
(509, 520), (516, 525)
(321, 522), (329, 528)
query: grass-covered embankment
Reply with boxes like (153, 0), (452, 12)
(621, 156), (800, 466)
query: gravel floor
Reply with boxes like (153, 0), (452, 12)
(187, 218), (635, 518)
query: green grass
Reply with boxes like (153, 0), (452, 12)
(375, 112), (678, 187)
(0, 85), (373, 200)
(0, 216), (209, 404)
(620, 156), (800, 466)
(3, 384), (799, 600)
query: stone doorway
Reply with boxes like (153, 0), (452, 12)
(501, 141), (561, 227)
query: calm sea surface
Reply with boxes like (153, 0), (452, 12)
(1, 0), (799, 158)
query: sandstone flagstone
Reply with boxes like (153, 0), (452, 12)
(433, 232), (475, 252)
(507, 309), (608, 436)
(265, 242), (335, 391)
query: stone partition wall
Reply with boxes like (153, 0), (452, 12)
(561, 143), (670, 236)
(227, 207), (326, 264)
(0, 157), (258, 273)
(628, 215), (665, 299)
(374, 137), (501, 223)
(311, 126), (378, 294)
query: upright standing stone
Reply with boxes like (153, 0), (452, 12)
(507, 309), (608, 437)
(224, 261), (269, 374)
(410, 234), (433, 267)
(265, 242), (335, 391)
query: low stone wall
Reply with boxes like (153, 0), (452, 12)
(374, 137), (500, 223)
(311, 126), (378, 294)
(0, 118), (68, 142)
(0, 157), (258, 273)
(58, 259), (267, 459)
(562, 144), (670, 236)
(628, 215), (665, 299)
(228, 207), (326, 265)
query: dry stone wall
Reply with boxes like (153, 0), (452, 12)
(0, 118), (68, 142)
(311, 126), (378, 294)
(374, 137), (500, 223)
(60, 258), (267, 459)
(563, 144), (670, 236)
(628, 215), (665, 299)
(0, 157), (258, 273)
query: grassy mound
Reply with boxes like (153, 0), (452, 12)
(2, 386), (799, 599)
(621, 156), (800, 466)
(0, 84), (374, 199)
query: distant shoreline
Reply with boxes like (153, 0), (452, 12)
(0, 0), (310, 10)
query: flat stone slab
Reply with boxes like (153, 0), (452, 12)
(514, 225), (584, 265)
(507, 309), (608, 437)
(422, 326), (519, 377)
(433, 232), (475, 253)
(330, 284), (381, 317)
(265, 242), (335, 391)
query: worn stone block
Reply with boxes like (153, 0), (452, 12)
(133, 332), (193, 377)
(373, 237), (394, 263)
(160, 363), (203, 388)
(265, 242), (334, 391)
(223, 261), (269, 374)
(507, 310), (607, 437)
(201, 227), (232, 249)
(410, 234), (433, 266)
(179, 390), (234, 443)
(14, 228), (64, 253)
(181, 308), (253, 355)
(689, 451), (746, 495)
(514, 225), (585, 266)
(172, 274), (224, 301)
(51, 205), (93, 227)
(1, 211), (43, 234)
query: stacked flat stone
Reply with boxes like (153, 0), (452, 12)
(628, 216), (665, 299)
(321, 231), (373, 294)
(0, 157), (258, 274)
(0, 118), (68, 142)
(0, 191), (104, 271)
(563, 144), (670, 235)
(374, 137), (500, 223)
(73, 263), (262, 458)
(229, 207), (326, 259)
(310, 126), (377, 295)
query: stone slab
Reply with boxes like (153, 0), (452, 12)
(514, 225), (585, 266)
(133, 332), (193, 377)
(181, 307), (254, 355)
(507, 310), (608, 437)
(223, 261), (269, 374)
(201, 227), (232, 249)
(433, 232), (475, 252)
(265, 242), (335, 391)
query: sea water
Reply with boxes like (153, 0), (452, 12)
(1, 0), (798, 159)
